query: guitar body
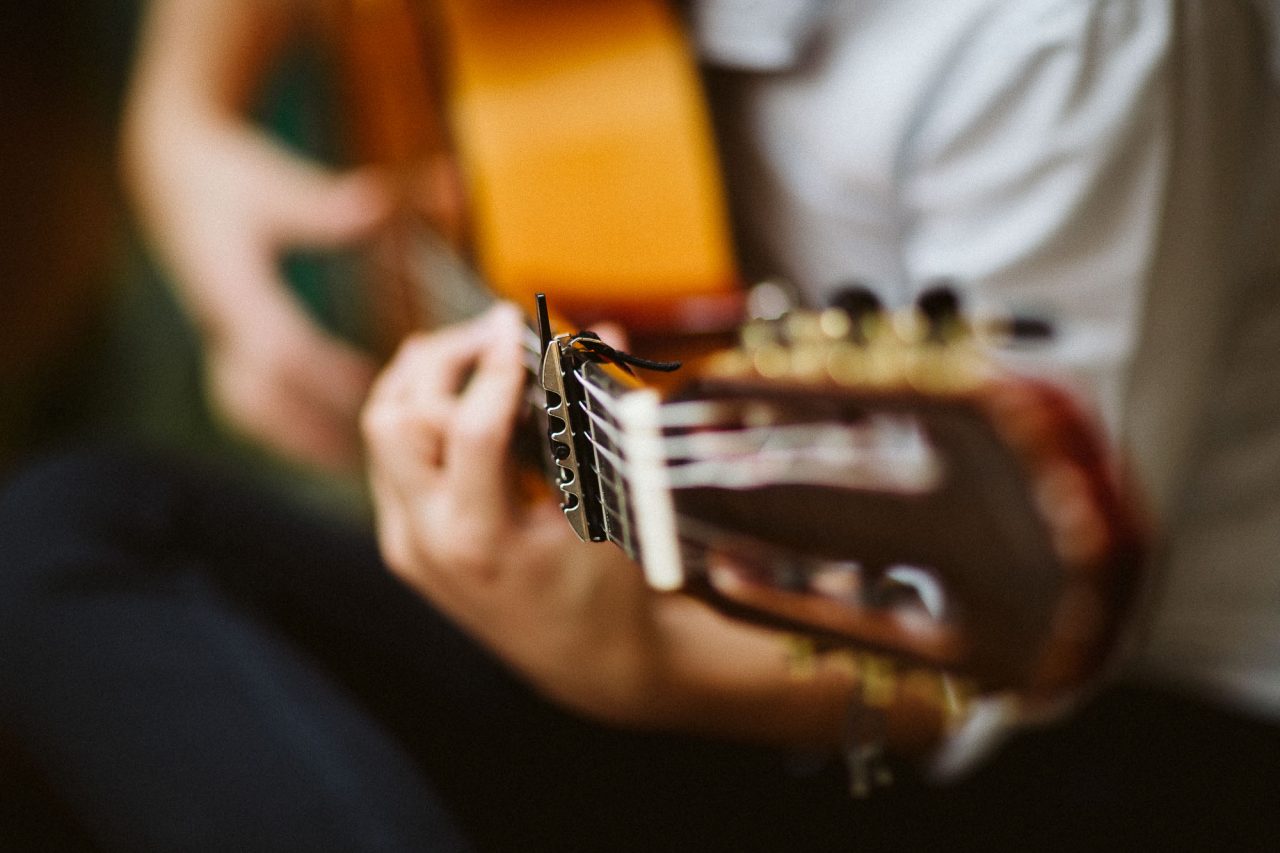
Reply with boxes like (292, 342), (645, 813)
(443, 0), (739, 322)
(336, 0), (741, 332)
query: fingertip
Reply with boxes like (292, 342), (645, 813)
(474, 303), (527, 360)
(282, 167), (394, 247)
(486, 300), (524, 329)
(594, 322), (630, 352)
(335, 170), (395, 222)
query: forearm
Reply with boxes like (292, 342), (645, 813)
(121, 0), (313, 334)
(125, 0), (301, 128)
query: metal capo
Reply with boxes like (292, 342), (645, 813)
(535, 294), (604, 543)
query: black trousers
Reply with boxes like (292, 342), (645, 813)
(0, 446), (1278, 852)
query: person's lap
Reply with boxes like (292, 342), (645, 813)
(1, 444), (1278, 852)
(0, 445), (882, 852)
(0, 446), (474, 851)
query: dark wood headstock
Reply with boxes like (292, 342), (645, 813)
(547, 296), (1144, 710)
(664, 305), (1144, 703)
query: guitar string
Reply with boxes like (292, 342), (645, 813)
(559, 385), (883, 565)
(561, 350), (912, 465)
(579, 390), (939, 492)
(577, 396), (769, 468)
(575, 403), (641, 552)
(594, 499), (714, 571)
(528, 342), (641, 556)
(578, 405), (629, 459)
(573, 362), (768, 464)
(572, 366), (737, 431)
(559, 365), (744, 566)
(574, 370), (908, 468)
(556, 355), (878, 544)
(575, 370), (627, 420)
(573, 365), (638, 554)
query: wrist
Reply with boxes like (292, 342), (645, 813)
(649, 598), (859, 747)
(651, 600), (958, 763)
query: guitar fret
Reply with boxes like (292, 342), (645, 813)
(591, 470), (627, 504)
(578, 401), (628, 447)
(575, 367), (628, 417)
(572, 360), (687, 574)
(599, 504), (638, 558)
(586, 455), (629, 507)
(580, 422), (630, 478)
(576, 375), (636, 559)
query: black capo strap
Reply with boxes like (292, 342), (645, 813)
(568, 332), (682, 375)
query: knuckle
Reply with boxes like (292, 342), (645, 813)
(396, 332), (436, 360)
(450, 413), (507, 453)
(409, 399), (452, 433)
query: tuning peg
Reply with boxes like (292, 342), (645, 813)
(1006, 315), (1054, 341)
(827, 283), (884, 343)
(916, 284), (1056, 346)
(915, 282), (966, 343)
(975, 308), (1055, 346)
(746, 278), (800, 321)
(828, 283), (883, 318)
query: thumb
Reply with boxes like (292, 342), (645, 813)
(266, 160), (396, 248)
(592, 322), (630, 352)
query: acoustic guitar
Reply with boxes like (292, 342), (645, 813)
(329, 0), (1145, 779)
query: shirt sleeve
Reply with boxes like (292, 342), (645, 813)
(899, 0), (1174, 436)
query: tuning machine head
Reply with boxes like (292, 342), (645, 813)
(709, 280), (1001, 393)
(827, 283), (886, 343)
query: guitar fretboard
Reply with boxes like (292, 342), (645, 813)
(575, 363), (639, 559)
(527, 341), (688, 592)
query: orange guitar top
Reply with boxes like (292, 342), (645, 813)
(340, 0), (742, 331)
(440, 0), (739, 324)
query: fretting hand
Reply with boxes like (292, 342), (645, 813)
(361, 304), (906, 748)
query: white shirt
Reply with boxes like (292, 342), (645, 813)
(690, 0), (1280, 742)
(694, 0), (1172, 437)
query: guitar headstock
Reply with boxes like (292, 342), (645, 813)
(538, 286), (1144, 708)
(660, 290), (1144, 704)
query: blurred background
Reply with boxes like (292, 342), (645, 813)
(0, 6), (364, 843)
(0, 0), (359, 505)
(0, 1), (134, 471)
(2, 2), (1279, 848)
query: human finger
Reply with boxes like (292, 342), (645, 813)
(592, 322), (629, 352)
(208, 356), (363, 471)
(411, 154), (467, 244)
(362, 310), (515, 490)
(282, 329), (378, 422)
(372, 309), (512, 412)
(367, 465), (419, 579)
(253, 144), (395, 247)
(361, 365), (451, 494)
(444, 304), (529, 512)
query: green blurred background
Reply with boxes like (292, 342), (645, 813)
(0, 0), (368, 516)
